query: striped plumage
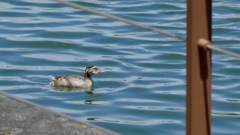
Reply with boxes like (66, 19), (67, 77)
(50, 66), (103, 88)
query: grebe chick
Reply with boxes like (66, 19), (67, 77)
(50, 66), (103, 88)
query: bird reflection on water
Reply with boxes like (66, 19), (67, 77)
(51, 86), (94, 95)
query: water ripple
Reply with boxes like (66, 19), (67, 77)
(0, 0), (240, 134)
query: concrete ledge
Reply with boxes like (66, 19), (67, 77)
(0, 92), (117, 135)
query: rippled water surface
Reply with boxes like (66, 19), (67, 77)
(1, 0), (240, 134)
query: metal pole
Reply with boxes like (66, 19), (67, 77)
(186, 0), (212, 135)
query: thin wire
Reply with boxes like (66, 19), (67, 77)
(52, 0), (186, 41)
(206, 44), (240, 59)
(52, 0), (240, 59)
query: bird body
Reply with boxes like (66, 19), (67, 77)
(50, 66), (103, 88)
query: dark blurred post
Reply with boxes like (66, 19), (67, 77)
(186, 0), (212, 135)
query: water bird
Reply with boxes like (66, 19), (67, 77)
(50, 66), (104, 88)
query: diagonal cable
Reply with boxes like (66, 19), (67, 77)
(52, 0), (240, 59)
(52, 0), (186, 41)
(199, 38), (240, 59)
(207, 44), (240, 59)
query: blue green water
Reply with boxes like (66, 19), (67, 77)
(1, 0), (240, 134)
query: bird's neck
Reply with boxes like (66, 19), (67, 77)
(84, 72), (93, 82)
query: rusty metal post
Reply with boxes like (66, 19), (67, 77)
(186, 0), (212, 135)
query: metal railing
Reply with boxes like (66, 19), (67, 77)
(51, 0), (239, 135)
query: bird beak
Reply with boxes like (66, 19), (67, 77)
(98, 69), (104, 73)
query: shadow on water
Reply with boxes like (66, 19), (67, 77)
(50, 86), (107, 105)
(51, 86), (94, 95)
